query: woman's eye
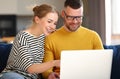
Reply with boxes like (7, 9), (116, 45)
(48, 21), (51, 23)
(54, 22), (57, 25)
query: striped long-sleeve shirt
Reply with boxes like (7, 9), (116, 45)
(5, 31), (45, 79)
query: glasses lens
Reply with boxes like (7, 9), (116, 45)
(75, 16), (83, 21)
(64, 11), (83, 21)
(67, 16), (74, 20)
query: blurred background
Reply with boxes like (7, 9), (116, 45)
(0, 0), (120, 45)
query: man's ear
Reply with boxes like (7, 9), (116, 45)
(61, 10), (65, 18)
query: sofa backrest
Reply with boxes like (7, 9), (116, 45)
(104, 45), (120, 79)
(0, 43), (12, 73)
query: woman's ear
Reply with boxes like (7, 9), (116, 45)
(34, 16), (40, 24)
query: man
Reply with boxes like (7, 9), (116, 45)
(43, 0), (104, 79)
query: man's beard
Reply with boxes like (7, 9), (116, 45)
(66, 24), (81, 32)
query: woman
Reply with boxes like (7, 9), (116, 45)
(0, 4), (60, 79)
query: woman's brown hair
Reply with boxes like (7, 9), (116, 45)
(33, 4), (58, 22)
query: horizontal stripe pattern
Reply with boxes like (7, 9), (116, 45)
(5, 31), (45, 79)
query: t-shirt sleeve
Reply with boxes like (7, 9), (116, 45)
(15, 45), (34, 71)
(42, 36), (54, 79)
(12, 33), (35, 72)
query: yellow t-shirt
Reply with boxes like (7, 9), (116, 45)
(42, 26), (103, 79)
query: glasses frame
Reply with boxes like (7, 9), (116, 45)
(63, 11), (83, 21)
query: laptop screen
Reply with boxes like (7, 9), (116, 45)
(60, 49), (113, 79)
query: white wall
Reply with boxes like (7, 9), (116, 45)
(37, 0), (65, 13)
(0, 0), (65, 15)
(0, 0), (17, 14)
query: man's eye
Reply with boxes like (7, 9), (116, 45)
(67, 16), (73, 19)
(66, 16), (73, 20)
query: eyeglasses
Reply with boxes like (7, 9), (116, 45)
(64, 11), (83, 21)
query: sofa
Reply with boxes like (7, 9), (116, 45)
(104, 45), (120, 79)
(0, 43), (120, 79)
(0, 43), (12, 73)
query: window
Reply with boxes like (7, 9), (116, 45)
(112, 0), (120, 34)
(105, 0), (120, 45)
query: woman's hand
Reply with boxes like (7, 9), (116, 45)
(53, 60), (60, 67)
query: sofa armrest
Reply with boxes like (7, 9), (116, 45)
(104, 45), (120, 79)
(0, 43), (12, 72)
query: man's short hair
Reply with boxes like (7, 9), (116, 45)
(64, 0), (83, 9)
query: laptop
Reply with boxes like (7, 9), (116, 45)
(60, 49), (113, 79)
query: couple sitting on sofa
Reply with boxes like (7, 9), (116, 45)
(1, 0), (103, 79)
(1, 0), (120, 79)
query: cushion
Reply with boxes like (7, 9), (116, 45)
(0, 43), (12, 72)
(104, 45), (120, 79)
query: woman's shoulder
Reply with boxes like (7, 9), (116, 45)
(13, 31), (30, 45)
(16, 31), (32, 38)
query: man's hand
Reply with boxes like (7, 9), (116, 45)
(48, 72), (60, 79)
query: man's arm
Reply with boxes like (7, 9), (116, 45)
(42, 37), (54, 79)
(93, 32), (104, 49)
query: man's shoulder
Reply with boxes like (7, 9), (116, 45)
(81, 26), (97, 34)
(47, 27), (63, 37)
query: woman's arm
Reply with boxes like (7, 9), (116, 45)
(27, 60), (60, 74)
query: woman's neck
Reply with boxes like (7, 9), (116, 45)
(25, 25), (43, 37)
